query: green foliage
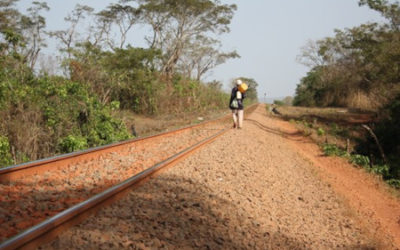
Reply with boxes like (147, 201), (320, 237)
(365, 164), (390, 178)
(386, 179), (400, 189)
(323, 142), (399, 187)
(58, 135), (88, 153)
(0, 61), (131, 162)
(349, 154), (370, 167)
(293, 67), (323, 107)
(322, 144), (349, 157)
(0, 136), (13, 167)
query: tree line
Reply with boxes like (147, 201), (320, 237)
(294, 0), (400, 184)
(0, 0), (259, 167)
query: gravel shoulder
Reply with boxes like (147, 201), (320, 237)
(42, 104), (398, 249)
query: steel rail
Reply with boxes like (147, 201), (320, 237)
(0, 127), (230, 250)
(0, 111), (231, 183)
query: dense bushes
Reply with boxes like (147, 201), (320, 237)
(0, 46), (234, 167)
(0, 59), (131, 166)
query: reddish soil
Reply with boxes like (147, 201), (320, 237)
(271, 109), (400, 248)
(40, 104), (400, 249)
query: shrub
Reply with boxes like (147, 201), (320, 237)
(0, 136), (13, 167)
(322, 144), (349, 157)
(58, 135), (88, 153)
(349, 154), (370, 167)
(365, 164), (390, 179)
(387, 179), (400, 189)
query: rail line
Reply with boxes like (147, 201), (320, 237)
(0, 114), (230, 183)
(0, 105), (257, 249)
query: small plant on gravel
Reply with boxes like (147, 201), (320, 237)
(317, 127), (325, 136)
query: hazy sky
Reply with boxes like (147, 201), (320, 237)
(17, 0), (385, 99)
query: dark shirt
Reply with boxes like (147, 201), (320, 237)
(229, 86), (246, 110)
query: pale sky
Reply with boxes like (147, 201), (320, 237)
(17, 0), (385, 99)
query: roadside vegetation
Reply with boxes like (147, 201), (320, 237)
(267, 105), (400, 189)
(285, 0), (400, 188)
(0, 0), (258, 167)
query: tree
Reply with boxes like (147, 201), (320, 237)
(178, 36), (239, 81)
(293, 67), (323, 107)
(20, 1), (49, 69)
(96, 2), (141, 49)
(49, 4), (94, 59)
(0, 0), (22, 56)
(0, 0), (19, 31)
(359, 0), (400, 30)
(136, 0), (236, 78)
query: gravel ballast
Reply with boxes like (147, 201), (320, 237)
(41, 105), (388, 249)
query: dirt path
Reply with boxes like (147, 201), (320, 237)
(42, 104), (399, 249)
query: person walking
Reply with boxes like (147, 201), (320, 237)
(229, 79), (246, 129)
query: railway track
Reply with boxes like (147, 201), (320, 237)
(0, 106), (256, 249)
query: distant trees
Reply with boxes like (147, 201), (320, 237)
(294, 0), (400, 111)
